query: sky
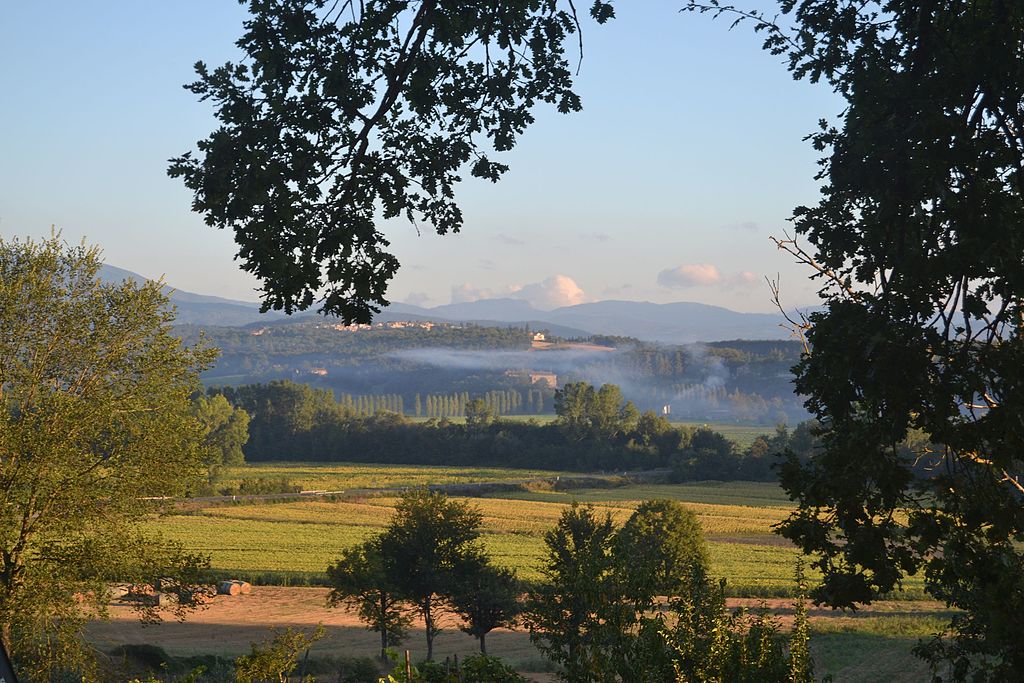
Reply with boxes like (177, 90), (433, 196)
(0, 2), (841, 314)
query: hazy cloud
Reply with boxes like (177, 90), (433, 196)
(657, 265), (762, 290)
(731, 270), (760, 288)
(657, 264), (722, 288)
(451, 283), (499, 304)
(404, 291), (432, 307)
(727, 220), (759, 231)
(601, 283), (634, 298)
(578, 231), (611, 243)
(495, 233), (525, 246)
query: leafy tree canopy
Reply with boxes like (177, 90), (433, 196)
(682, 0), (1024, 677)
(0, 235), (215, 679)
(171, 0), (614, 322)
(192, 393), (250, 467)
(378, 489), (486, 660)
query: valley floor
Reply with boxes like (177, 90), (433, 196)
(88, 586), (942, 682)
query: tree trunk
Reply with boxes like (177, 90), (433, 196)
(480, 631), (487, 656)
(424, 597), (434, 661)
(379, 594), (389, 662)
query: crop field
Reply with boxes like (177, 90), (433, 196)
(133, 473), (943, 681)
(214, 462), (566, 492)
(154, 478), (925, 597)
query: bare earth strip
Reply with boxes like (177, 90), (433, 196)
(88, 587), (941, 682)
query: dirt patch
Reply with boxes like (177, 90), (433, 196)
(88, 586), (539, 666)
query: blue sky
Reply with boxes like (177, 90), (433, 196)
(1, 2), (840, 313)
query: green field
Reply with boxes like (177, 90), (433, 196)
(157, 474), (924, 597)
(407, 416), (772, 447)
(214, 461), (566, 492)
(144, 467), (946, 681)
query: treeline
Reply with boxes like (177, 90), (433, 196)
(210, 380), (819, 478)
(332, 389), (547, 418)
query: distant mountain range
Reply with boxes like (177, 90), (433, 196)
(99, 265), (795, 342)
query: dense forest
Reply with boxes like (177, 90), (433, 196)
(209, 380), (820, 479)
(179, 322), (808, 424)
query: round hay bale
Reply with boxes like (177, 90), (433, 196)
(233, 580), (252, 595)
(217, 581), (241, 596)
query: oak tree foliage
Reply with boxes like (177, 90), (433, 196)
(685, 0), (1024, 677)
(171, 0), (614, 323)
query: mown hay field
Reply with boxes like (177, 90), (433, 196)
(154, 477), (925, 597)
(214, 461), (566, 492)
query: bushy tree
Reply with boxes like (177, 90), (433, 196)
(616, 499), (709, 610)
(449, 561), (520, 655)
(234, 626), (324, 683)
(553, 382), (639, 442)
(463, 398), (494, 431)
(0, 235), (214, 679)
(327, 538), (411, 662)
(378, 490), (486, 660)
(524, 503), (619, 681)
(526, 501), (815, 682)
(192, 393), (250, 467)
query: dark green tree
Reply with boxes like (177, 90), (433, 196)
(326, 538), (411, 662)
(524, 503), (618, 681)
(172, 0), (614, 322)
(449, 561), (521, 655)
(553, 382), (596, 440)
(685, 0), (1024, 677)
(192, 393), (250, 467)
(378, 490), (485, 660)
(615, 499), (709, 610)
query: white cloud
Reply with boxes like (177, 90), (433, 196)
(657, 264), (722, 288)
(450, 274), (588, 309)
(511, 274), (587, 309)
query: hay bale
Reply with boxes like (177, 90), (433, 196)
(233, 580), (252, 595)
(217, 580), (241, 596)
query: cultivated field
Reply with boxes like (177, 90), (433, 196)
(213, 461), (567, 493)
(128, 466), (946, 681)
(155, 473), (925, 597)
